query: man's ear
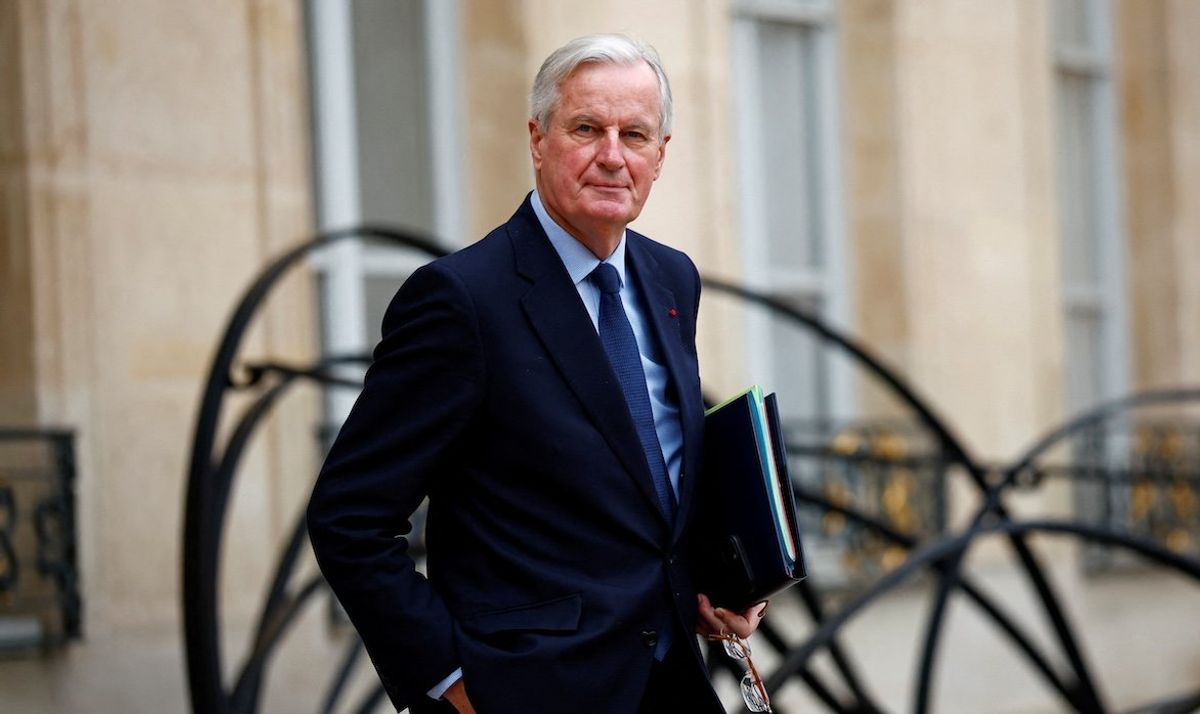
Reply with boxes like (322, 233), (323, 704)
(529, 119), (544, 170)
(653, 134), (671, 180)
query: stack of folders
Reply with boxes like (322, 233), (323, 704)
(693, 386), (806, 611)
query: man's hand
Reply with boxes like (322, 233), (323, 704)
(696, 593), (768, 639)
(444, 679), (476, 714)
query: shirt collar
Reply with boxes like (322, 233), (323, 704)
(531, 190), (628, 289)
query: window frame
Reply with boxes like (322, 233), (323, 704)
(1053, 0), (1131, 413)
(306, 0), (465, 424)
(732, 0), (853, 422)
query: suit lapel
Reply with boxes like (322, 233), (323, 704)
(508, 201), (668, 525)
(626, 236), (704, 539)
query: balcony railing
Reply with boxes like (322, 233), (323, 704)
(779, 419), (949, 592)
(0, 429), (82, 654)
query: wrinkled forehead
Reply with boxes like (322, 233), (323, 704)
(554, 61), (662, 123)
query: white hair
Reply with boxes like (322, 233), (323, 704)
(530, 34), (673, 140)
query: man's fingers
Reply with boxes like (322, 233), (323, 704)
(697, 594), (770, 638)
(713, 607), (754, 639)
(696, 594), (726, 634)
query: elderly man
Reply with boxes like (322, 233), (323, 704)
(307, 34), (764, 713)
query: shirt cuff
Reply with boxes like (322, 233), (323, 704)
(427, 667), (463, 700)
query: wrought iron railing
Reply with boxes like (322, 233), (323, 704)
(777, 419), (949, 593)
(0, 429), (82, 654)
(1009, 400), (1200, 571)
(182, 230), (1200, 714)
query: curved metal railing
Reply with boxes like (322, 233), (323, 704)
(182, 230), (1200, 714)
(182, 227), (446, 714)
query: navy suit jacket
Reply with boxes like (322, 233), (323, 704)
(307, 195), (721, 712)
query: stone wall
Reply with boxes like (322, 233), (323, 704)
(0, 0), (316, 710)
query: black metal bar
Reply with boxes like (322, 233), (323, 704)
(350, 683), (388, 714)
(912, 524), (974, 714)
(52, 433), (82, 639)
(792, 488), (1079, 710)
(1121, 689), (1200, 714)
(1005, 388), (1200, 488)
(792, 669), (853, 714)
(321, 637), (366, 714)
(765, 519), (1200, 698)
(236, 356), (373, 392)
(227, 575), (326, 714)
(201, 354), (375, 713)
(756, 617), (789, 654)
(954, 575), (1080, 709)
(1019, 544), (1104, 710)
(756, 618), (852, 713)
(794, 578), (884, 713)
(913, 476), (1105, 713)
(228, 511), (314, 714)
(183, 227), (446, 714)
(0, 428), (75, 440)
(1030, 463), (1200, 485)
(701, 278), (977, 471)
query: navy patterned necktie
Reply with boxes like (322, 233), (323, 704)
(590, 262), (676, 522)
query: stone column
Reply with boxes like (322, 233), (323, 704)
(1119, 0), (1181, 388)
(842, 0), (911, 413)
(1166, 0), (1200, 386)
(890, 0), (1064, 460)
(0, 0), (38, 421)
(0, 0), (316, 709)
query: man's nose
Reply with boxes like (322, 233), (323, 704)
(595, 130), (625, 170)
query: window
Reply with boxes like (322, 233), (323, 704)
(733, 1), (875, 589)
(306, 0), (464, 427)
(1053, 0), (1129, 413)
(1053, 0), (1136, 570)
(732, 0), (850, 424)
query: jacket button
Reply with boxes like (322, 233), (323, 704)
(667, 554), (677, 566)
(641, 629), (659, 648)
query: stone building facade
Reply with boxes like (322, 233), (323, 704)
(2, 1), (1198, 711)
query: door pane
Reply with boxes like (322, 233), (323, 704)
(756, 22), (824, 273)
(1057, 74), (1100, 288)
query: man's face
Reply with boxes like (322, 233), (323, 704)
(529, 61), (670, 253)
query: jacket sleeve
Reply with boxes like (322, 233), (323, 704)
(306, 260), (485, 709)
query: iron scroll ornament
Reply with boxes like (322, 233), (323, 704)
(182, 227), (447, 714)
(182, 231), (1200, 713)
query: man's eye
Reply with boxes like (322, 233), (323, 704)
(624, 131), (647, 141)
(575, 125), (594, 134)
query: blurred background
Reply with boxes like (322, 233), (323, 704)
(1, 0), (1198, 711)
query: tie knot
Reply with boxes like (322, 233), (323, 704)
(589, 262), (622, 295)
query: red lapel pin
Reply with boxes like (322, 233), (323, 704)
(667, 307), (678, 318)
